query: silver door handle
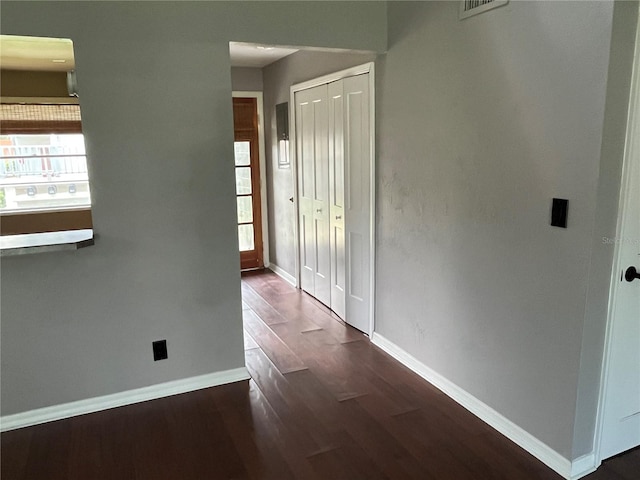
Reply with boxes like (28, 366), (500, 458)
(335, 215), (342, 220)
(316, 208), (322, 213)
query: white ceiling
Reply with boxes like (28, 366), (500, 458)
(229, 42), (298, 68)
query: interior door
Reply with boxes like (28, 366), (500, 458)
(599, 35), (640, 458)
(342, 74), (371, 334)
(233, 98), (263, 270)
(296, 85), (331, 306)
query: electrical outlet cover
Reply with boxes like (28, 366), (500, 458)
(152, 340), (168, 361)
(551, 198), (569, 228)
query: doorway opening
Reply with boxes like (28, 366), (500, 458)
(232, 95), (267, 271)
(229, 42), (377, 337)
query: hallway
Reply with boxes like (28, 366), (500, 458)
(239, 270), (638, 480)
(1, 270), (637, 479)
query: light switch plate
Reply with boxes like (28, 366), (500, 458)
(551, 198), (568, 228)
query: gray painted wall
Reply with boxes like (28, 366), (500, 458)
(262, 50), (377, 275)
(377, 1), (616, 458)
(2, 0), (633, 462)
(0, 1), (386, 416)
(231, 67), (263, 92)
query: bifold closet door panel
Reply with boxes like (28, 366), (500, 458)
(329, 80), (346, 320)
(295, 84), (331, 306)
(343, 74), (371, 334)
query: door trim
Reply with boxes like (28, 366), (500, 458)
(289, 62), (376, 337)
(594, 8), (640, 465)
(233, 91), (269, 268)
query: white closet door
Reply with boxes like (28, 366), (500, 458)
(296, 84), (331, 306)
(295, 72), (372, 334)
(343, 74), (371, 334)
(329, 81), (346, 319)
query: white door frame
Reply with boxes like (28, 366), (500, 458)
(232, 91), (269, 268)
(594, 8), (640, 465)
(289, 62), (376, 337)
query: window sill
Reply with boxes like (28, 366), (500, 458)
(0, 229), (94, 257)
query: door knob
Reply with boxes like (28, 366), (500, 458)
(624, 266), (640, 282)
(335, 215), (342, 220)
(316, 208), (322, 213)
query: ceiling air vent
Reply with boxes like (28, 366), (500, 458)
(460, 0), (508, 20)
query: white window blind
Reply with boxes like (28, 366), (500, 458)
(0, 104), (82, 134)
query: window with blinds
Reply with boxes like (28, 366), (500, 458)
(0, 103), (82, 134)
(0, 34), (93, 237)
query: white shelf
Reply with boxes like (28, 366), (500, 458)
(0, 229), (94, 257)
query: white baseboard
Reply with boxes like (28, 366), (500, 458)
(570, 453), (599, 479)
(269, 263), (297, 287)
(0, 366), (250, 432)
(371, 333), (598, 480)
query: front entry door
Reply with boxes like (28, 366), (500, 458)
(233, 98), (263, 270)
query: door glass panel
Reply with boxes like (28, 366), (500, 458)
(236, 196), (253, 223)
(234, 141), (251, 166)
(235, 167), (252, 195)
(238, 224), (255, 251)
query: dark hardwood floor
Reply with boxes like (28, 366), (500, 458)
(1, 269), (638, 479)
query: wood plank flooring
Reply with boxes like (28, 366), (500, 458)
(2, 269), (638, 479)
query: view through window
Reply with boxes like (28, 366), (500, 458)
(1, 133), (90, 213)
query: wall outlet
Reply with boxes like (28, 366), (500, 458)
(152, 340), (168, 361)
